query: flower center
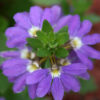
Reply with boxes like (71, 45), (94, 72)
(20, 48), (35, 59)
(51, 65), (61, 78)
(27, 62), (39, 73)
(71, 37), (83, 49)
(28, 26), (40, 37)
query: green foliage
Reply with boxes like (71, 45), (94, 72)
(71, 0), (92, 14)
(83, 14), (100, 23)
(55, 47), (69, 58)
(31, 0), (61, 6)
(42, 20), (53, 33)
(56, 32), (69, 46)
(27, 38), (43, 50)
(80, 77), (97, 94)
(0, 72), (10, 94)
(0, 16), (10, 52)
(36, 48), (50, 57)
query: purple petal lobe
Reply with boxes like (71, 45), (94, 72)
(77, 20), (92, 37)
(51, 78), (64, 100)
(5, 27), (28, 38)
(61, 74), (80, 92)
(82, 34), (100, 45)
(28, 84), (37, 99)
(62, 63), (87, 75)
(13, 73), (27, 93)
(2, 59), (28, 77)
(26, 69), (48, 85)
(79, 72), (90, 80)
(81, 45), (100, 59)
(0, 51), (20, 58)
(30, 6), (43, 26)
(13, 12), (32, 29)
(68, 15), (80, 36)
(54, 15), (72, 32)
(51, 5), (61, 24)
(40, 8), (52, 27)
(76, 50), (93, 70)
(37, 74), (52, 97)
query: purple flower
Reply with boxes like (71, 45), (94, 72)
(34, 63), (88, 100)
(68, 15), (100, 70)
(0, 48), (47, 95)
(5, 5), (72, 48)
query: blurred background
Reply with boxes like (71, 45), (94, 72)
(0, 0), (100, 100)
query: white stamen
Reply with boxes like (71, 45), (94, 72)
(71, 37), (83, 50)
(27, 61), (39, 73)
(60, 59), (71, 66)
(20, 48), (36, 59)
(51, 68), (61, 78)
(28, 26), (40, 37)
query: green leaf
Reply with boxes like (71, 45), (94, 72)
(56, 32), (69, 46)
(83, 14), (100, 23)
(27, 38), (43, 50)
(80, 77), (97, 94)
(55, 47), (69, 58)
(37, 31), (48, 45)
(42, 20), (53, 33)
(44, 58), (51, 68)
(0, 72), (10, 94)
(37, 48), (50, 57)
(57, 26), (68, 33)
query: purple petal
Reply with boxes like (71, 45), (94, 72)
(77, 20), (92, 37)
(29, 6), (43, 26)
(61, 74), (80, 92)
(82, 34), (100, 45)
(6, 36), (27, 48)
(81, 45), (100, 59)
(5, 27), (28, 38)
(62, 63), (87, 75)
(2, 59), (28, 77)
(68, 15), (80, 37)
(26, 69), (48, 85)
(28, 84), (37, 99)
(51, 5), (61, 24)
(40, 8), (52, 27)
(79, 72), (90, 80)
(2, 58), (28, 69)
(54, 15), (72, 32)
(0, 51), (20, 58)
(37, 74), (52, 97)
(13, 12), (32, 29)
(13, 73), (27, 93)
(51, 78), (64, 100)
(76, 50), (93, 70)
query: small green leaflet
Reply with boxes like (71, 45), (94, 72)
(37, 31), (48, 45)
(42, 20), (53, 33)
(36, 48), (50, 57)
(57, 26), (68, 33)
(55, 47), (69, 58)
(56, 32), (69, 46)
(27, 38), (43, 50)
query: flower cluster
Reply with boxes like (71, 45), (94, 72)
(0, 5), (100, 100)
